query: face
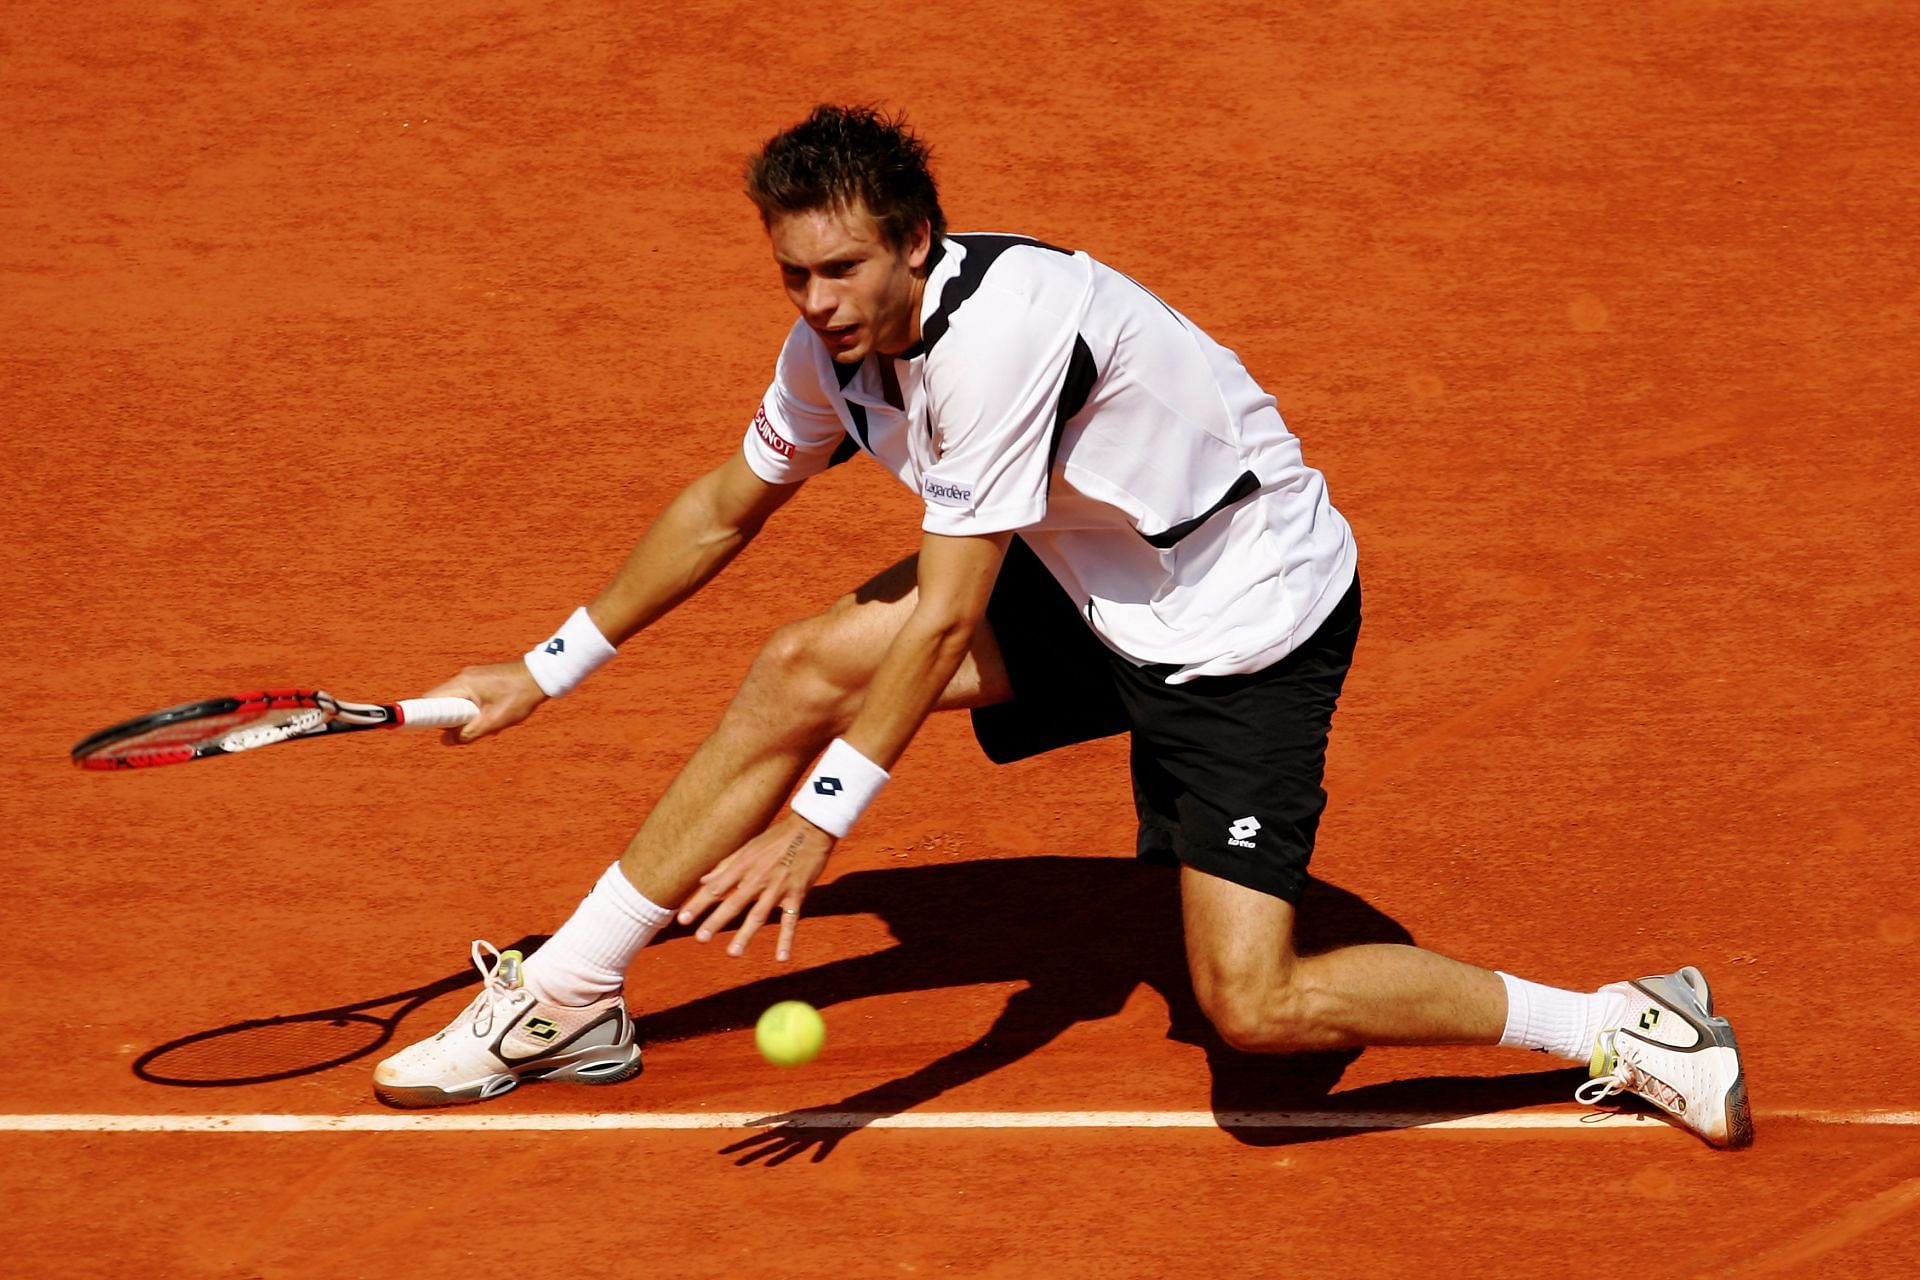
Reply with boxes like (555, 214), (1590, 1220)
(768, 203), (930, 363)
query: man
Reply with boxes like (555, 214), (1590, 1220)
(373, 106), (1751, 1148)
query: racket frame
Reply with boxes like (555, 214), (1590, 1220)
(72, 689), (461, 770)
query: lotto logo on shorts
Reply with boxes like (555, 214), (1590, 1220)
(1227, 816), (1261, 849)
(753, 404), (795, 459)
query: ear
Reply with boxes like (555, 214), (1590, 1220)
(905, 218), (933, 272)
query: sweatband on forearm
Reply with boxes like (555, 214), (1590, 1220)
(522, 606), (617, 697)
(790, 737), (891, 838)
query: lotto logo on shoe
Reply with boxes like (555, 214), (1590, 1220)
(752, 404), (795, 459)
(523, 1016), (561, 1043)
(1227, 816), (1261, 849)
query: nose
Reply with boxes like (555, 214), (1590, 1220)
(803, 276), (837, 322)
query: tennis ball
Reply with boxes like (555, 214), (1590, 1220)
(755, 1000), (826, 1068)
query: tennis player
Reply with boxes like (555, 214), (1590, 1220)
(374, 106), (1750, 1148)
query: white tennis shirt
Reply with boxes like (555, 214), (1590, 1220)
(742, 234), (1357, 682)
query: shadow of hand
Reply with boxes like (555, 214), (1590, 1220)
(720, 1114), (865, 1167)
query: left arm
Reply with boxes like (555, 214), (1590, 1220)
(678, 530), (1010, 959)
(842, 529), (1011, 768)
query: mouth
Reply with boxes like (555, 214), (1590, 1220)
(818, 323), (859, 347)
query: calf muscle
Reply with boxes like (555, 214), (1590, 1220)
(1181, 867), (1506, 1052)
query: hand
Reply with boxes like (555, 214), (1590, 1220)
(677, 813), (835, 960)
(422, 660), (548, 743)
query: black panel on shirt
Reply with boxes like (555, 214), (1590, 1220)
(912, 235), (1100, 484)
(828, 433), (861, 468)
(905, 234), (1073, 358)
(1049, 335), (1097, 472)
(830, 354), (873, 452)
(831, 235), (1103, 497)
(1141, 470), (1262, 549)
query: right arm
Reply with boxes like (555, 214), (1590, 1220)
(586, 450), (801, 645)
(429, 451), (802, 741)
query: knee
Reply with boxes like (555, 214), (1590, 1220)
(744, 616), (860, 731)
(1194, 970), (1315, 1055)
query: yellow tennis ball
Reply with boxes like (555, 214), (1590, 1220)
(755, 1000), (826, 1068)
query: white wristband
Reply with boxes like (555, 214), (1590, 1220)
(790, 738), (890, 839)
(522, 606), (617, 697)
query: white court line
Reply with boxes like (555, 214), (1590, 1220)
(0, 1109), (1913, 1134)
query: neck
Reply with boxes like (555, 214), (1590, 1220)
(889, 273), (927, 356)
(910, 272), (928, 345)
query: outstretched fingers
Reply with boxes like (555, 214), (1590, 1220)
(776, 896), (802, 962)
(724, 876), (790, 957)
(679, 815), (835, 960)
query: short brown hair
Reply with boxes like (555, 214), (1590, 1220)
(744, 104), (946, 252)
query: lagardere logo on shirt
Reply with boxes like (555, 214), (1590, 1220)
(922, 473), (973, 509)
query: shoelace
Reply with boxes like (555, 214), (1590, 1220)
(466, 940), (526, 1039)
(1574, 1031), (1630, 1105)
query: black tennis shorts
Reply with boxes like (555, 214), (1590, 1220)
(971, 536), (1360, 904)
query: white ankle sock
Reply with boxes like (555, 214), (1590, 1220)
(523, 863), (672, 1006)
(1496, 972), (1631, 1062)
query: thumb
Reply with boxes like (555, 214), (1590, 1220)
(420, 677), (472, 701)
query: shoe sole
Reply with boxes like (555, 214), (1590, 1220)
(1724, 1065), (1754, 1150)
(374, 1043), (643, 1109)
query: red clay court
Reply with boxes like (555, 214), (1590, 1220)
(4, 2), (1917, 1276)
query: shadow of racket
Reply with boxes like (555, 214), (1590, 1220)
(132, 933), (547, 1087)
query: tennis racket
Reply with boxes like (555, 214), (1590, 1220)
(71, 689), (479, 771)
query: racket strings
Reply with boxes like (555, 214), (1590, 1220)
(74, 693), (335, 767)
(218, 707), (327, 751)
(109, 707), (315, 752)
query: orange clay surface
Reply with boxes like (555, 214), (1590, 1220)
(4, 2), (1918, 1277)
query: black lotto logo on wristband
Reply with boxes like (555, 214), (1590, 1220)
(791, 739), (889, 839)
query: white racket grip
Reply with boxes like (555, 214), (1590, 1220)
(396, 697), (480, 729)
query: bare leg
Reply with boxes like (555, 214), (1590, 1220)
(618, 555), (1012, 906)
(1181, 867), (1506, 1051)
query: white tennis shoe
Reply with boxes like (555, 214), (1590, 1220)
(1577, 965), (1753, 1149)
(373, 941), (640, 1108)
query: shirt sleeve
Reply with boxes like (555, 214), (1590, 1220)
(741, 320), (850, 485)
(917, 275), (1087, 537)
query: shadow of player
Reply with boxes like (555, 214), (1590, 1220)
(622, 855), (1581, 1166)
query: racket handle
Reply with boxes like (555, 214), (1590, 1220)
(396, 697), (480, 729)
